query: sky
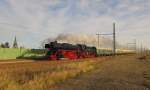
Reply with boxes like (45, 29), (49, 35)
(0, 0), (150, 48)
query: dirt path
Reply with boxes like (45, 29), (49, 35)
(51, 55), (150, 90)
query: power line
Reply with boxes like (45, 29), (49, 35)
(96, 34), (100, 48)
(127, 39), (136, 52)
(96, 22), (116, 56)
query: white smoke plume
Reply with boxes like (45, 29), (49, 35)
(42, 33), (120, 48)
(56, 34), (97, 46)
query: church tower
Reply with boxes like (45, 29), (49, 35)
(13, 36), (18, 48)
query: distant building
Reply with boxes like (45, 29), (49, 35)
(13, 36), (18, 48)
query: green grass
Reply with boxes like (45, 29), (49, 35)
(0, 48), (46, 60)
(0, 48), (27, 59)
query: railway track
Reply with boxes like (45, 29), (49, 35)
(0, 60), (35, 64)
(0, 53), (132, 65)
(0, 56), (107, 65)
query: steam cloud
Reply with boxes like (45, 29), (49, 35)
(42, 33), (118, 48)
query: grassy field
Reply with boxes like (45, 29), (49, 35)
(0, 58), (103, 90)
(0, 48), (27, 59)
(0, 48), (46, 60)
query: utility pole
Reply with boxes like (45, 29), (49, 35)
(96, 23), (116, 56)
(134, 39), (137, 52)
(113, 23), (116, 55)
(127, 39), (137, 53)
(96, 34), (100, 48)
(140, 44), (143, 54)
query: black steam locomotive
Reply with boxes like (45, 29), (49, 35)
(45, 41), (97, 60)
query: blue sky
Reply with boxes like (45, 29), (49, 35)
(0, 0), (150, 48)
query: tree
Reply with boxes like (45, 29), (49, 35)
(13, 36), (18, 48)
(0, 43), (5, 48)
(4, 42), (9, 48)
(0, 42), (9, 48)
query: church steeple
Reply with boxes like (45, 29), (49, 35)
(13, 36), (18, 48)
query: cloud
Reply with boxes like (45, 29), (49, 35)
(0, 0), (150, 48)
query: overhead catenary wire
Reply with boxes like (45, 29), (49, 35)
(96, 22), (116, 56)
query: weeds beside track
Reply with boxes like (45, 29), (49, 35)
(0, 58), (105, 90)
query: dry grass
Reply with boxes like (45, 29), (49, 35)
(0, 59), (102, 90)
(50, 55), (150, 90)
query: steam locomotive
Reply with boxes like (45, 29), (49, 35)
(45, 41), (97, 60)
